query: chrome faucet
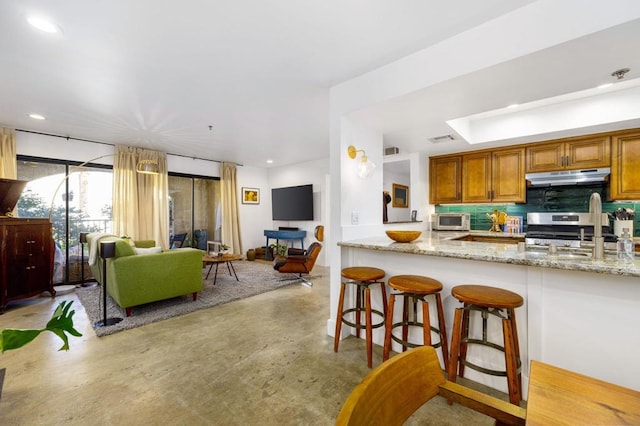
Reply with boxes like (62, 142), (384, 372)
(589, 192), (604, 260)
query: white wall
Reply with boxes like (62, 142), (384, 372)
(382, 156), (411, 223)
(339, 118), (384, 240)
(236, 165), (271, 254)
(264, 158), (330, 266)
(383, 170), (409, 223)
(17, 132), (115, 165)
(16, 131), (222, 176)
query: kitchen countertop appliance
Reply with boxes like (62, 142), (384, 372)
(431, 212), (470, 231)
(525, 212), (617, 250)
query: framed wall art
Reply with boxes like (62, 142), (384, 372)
(242, 187), (260, 204)
(392, 183), (409, 208)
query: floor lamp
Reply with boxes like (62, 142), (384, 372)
(94, 241), (123, 328)
(78, 232), (97, 288)
(46, 153), (159, 287)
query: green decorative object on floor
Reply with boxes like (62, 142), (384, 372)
(0, 301), (82, 353)
(269, 242), (288, 257)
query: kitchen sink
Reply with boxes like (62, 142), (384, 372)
(524, 249), (617, 260)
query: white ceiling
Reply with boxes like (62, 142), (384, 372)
(1, 1), (639, 168)
(355, 17), (640, 158)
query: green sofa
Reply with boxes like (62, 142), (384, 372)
(87, 234), (203, 316)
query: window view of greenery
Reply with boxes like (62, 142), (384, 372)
(169, 175), (221, 250)
(17, 158), (113, 284)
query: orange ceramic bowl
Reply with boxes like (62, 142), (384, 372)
(385, 230), (422, 243)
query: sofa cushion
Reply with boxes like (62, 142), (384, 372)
(113, 238), (136, 257)
(134, 240), (156, 249)
(134, 246), (163, 255)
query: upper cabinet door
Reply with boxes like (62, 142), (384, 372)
(610, 131), (640, 200)
(526, 142), (564, 172)
(565, 136), (610, 170)
(492, 147), (526, 203)
(429, 156), (462, 204)
(526, 136), (610, 172)
(462, 151), (491, 203)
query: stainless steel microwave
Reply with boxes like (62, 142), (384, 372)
(431, 213), (470, 231)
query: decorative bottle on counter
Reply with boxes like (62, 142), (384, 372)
(617, 228), (634, 261)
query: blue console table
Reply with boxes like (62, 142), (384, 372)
(264, 229), (307, 260)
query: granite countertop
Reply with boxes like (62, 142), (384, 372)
(338, 230), (640, 278)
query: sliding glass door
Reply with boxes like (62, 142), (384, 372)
(16, 158), (220, 283)
(17, 156), (113, 284)
(169, 174), (221, 250)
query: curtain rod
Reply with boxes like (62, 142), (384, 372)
(16, 128), (243, 166)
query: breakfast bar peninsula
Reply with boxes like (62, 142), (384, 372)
(336, 231), (640, 398)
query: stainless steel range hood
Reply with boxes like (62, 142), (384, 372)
(525, 167), (610, 186)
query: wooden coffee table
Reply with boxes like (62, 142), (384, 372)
(202, 254), (243, 285)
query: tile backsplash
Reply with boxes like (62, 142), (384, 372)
(435, 183), (640, 236)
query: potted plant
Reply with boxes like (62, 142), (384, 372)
(1, 300), (81, 353)
(269, 242), (288, 257)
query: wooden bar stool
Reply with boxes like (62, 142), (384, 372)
(447, 285), (524, 405)
(382, 275), (448, 370)
(334, 266), (387, 368)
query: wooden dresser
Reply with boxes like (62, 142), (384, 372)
(0, 218), (55, 313)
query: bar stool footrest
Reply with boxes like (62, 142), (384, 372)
(389, 321), (444, 349)
(341, 308), (386, 330)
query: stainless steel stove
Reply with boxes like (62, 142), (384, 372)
(525, 212), (617, 249)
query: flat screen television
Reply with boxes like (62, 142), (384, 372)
(272, 184), (314, 221)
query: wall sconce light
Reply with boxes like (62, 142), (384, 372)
(347, 145), (376, 178)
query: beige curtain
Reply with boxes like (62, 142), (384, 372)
(220, 162), (242, 254)
(113, 145), (169, 249)
(0, 128), (17, 179)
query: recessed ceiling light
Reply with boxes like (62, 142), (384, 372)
(29, 113), (46, 120)
(266, 159), (273, 164)
(26, 15), (60, 34)
(597, 83), (613, 89)
(506, 104), (519, 109)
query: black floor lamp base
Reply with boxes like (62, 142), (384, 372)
(95, 241), (122, 329)
(94, 317), (123, 328)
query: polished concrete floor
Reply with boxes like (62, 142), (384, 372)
(0, 265), (505, 425)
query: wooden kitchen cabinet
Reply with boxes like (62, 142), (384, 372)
(462, 147), (526, 203)
(0, 218), (55, 313)
(526, 135), (610, 172)
(429, 155), (462, 204)
(610, 130), (640, 200)
(462, 151), (491, 203)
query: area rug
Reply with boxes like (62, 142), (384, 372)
(76, 260), (310, 337)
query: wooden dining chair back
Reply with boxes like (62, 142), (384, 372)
(336, 346), (445, 425)
(336, 346), (526, 426)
